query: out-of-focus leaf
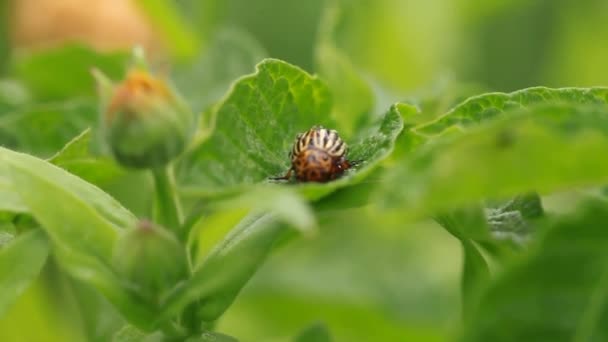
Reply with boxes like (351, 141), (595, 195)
(11, 45), (128, 101)
(186, 331), (239, 342)
(0, 79), (30, 112)
(112, 325), (148, 342)
(213, 187), (317, 236)
(0, 162), (27, 213)
(435, 206), (488, 241)
(380, 103), (608, 218)
(0, 2), (9, 73)
(414, 87), (608, 136)
(134, 0), (199, 60)
(294, 322), (332, 342)
(159, 213), (285, 324)
(1, 147), (156, 329)
(49, 129), (124, 186)
(460, 239), (490, 320)
(177, 59), (403, 202)
(0, 230), (49, 317)
(321, 0), (457, 91)
(0, 268), (87, 342)
(435, 207), (490, 319)
(463, 199), (608, 341)
(174, 28), (267, 114)
(67, 277), (125, 342)
(315, 2), (374, 137)
(0, 99), (97, 156)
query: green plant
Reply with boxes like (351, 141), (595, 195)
(3, 1), (608, 341)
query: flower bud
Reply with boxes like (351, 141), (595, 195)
(93, 68), (194, 168)
(112, 220), (188, 301)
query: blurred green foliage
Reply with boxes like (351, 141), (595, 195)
(2, 0), (608, 341)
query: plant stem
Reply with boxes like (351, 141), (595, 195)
(152, 166), (182, 234)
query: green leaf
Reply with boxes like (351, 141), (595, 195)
(10, 45), (129, 101)
(380, 103), (608, 218)
(159, 213), (285, 324)
(0, 230), (49, 318)
(1, 148), (156, 329)
(435, 208), (490, 320)
(415, 87), (608, 136)
(49, 129), (124, 185)
(177, 59), (403, 201)
(173, 28), (267, 114)
(0, 162), (27, 213)
(435, 206), (489, 241)
(2, 147), (135, 240)
(0, 99), (97, 156)
(294, 322), (332, 342)
(211, 186), (318, 236)
(186, 331), (239, 342)
(177, 59), (332, 194)
(460, 239), (490, 321)
(463, 199), (608, 341)
(0, 79), (30, 111)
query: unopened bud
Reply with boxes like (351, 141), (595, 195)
(93, 68), (194, 168)
(112, 220), (188, 301)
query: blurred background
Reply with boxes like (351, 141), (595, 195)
(1, 0), (607, 341)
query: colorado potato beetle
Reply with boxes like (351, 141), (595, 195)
(272, 126), (355, 183)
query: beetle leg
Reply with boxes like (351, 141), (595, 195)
(269, 168), (293, 181)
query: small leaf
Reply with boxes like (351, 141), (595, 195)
(463, 199), (608, 341)
(49, 129), (124, 185)
(0, 230), (49, 317)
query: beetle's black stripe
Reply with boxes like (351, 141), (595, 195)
(330, 139), (345, 157)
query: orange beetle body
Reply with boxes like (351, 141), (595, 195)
(273, 126), (353, 183)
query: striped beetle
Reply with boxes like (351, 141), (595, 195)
(272, 126), (355, 183)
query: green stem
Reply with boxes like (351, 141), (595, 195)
(152, 166), (182, 235)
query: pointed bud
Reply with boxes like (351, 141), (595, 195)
(112, 220), (188, 301)
(93, 68), (194, 168)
